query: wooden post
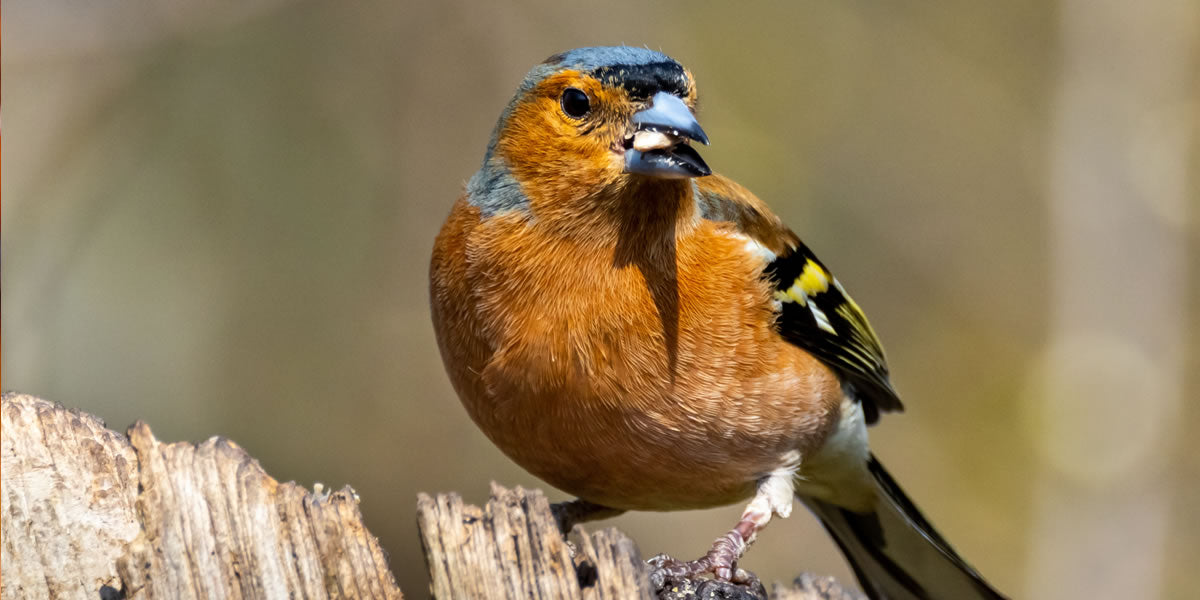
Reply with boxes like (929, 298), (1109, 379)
(417, 485), (653, 600)
(1, 392), (862, 599)
(416, 486), (864, 600)
(1, 392), (401, 599)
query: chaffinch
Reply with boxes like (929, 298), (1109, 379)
(430, 46), (1005, 600)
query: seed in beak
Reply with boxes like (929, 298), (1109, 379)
(632, 129), (676, 152)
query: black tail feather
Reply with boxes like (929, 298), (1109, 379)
(801, 455), (1006, 600)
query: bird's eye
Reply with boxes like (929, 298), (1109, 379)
(560, 88), (591, 119)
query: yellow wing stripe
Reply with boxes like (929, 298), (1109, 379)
(774, 259), (833, 307)
(773, 259), (840, 335)
(796, 259), (831, 296)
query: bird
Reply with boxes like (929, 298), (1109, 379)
(429, 46), (1006, 600)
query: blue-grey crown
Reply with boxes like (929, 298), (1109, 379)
(530, 46), (690, 101)
(548, 46), (677, 71)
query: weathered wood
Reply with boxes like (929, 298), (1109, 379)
(3, 391), (863, 599)
(417, 484), (654, 600)
(417, 485), (865, 600)
(1, 392), (401, 599)
(1, 392), (140, 598)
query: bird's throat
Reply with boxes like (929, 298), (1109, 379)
(608, 177), (697, 242)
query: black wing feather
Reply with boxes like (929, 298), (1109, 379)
(764, 245), (903, 424)
(692, 177), (902, 423)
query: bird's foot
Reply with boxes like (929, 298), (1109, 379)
(647, 524), (763, 593)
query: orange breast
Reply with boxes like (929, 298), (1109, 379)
(430, 197), (843, 510)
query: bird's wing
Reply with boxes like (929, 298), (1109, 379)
(694, 176), (902, 423)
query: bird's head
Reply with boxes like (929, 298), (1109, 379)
(478, 47), (710, 212)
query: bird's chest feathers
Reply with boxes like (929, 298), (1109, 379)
(478, 234), (674, 395)
(472, 216), (775, 408)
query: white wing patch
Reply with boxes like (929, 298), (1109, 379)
(808, 303), (837, 334)
(729, 232), (777, 264)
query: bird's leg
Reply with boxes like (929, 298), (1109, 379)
(648, 470), (794, 585)
(551, 498), (626, 534)
(648, 511), (763, 584)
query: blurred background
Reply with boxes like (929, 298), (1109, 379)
(3, 1), (1197, 598)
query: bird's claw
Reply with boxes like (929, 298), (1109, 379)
(646, 529), (763, 592)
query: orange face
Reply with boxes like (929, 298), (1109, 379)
(493, 68), (704, 208)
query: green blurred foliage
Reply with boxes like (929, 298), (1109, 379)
(4, 1), (1197, 598)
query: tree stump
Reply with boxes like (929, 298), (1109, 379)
(416, 485), (864, 600)
(2, 392), (863, 599)
(417, 485), (652, 599)
(1, 392), (401, 599)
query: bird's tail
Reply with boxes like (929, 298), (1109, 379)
(799, 454), (1006, 600)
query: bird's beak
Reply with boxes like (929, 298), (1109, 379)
(623, 91), (711, 179)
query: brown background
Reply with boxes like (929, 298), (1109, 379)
(4, 2), (1197, 599)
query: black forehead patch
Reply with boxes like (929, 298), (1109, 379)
(542, 47), (691, 101)
(589, 62), (690, 101)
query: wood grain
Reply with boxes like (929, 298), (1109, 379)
(417, 484), (864, 600)
(1, 392), (140, 598)
(1, 392), (401, 599)
(417, 485), (653, 600)
(3, 391), (862, 599)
